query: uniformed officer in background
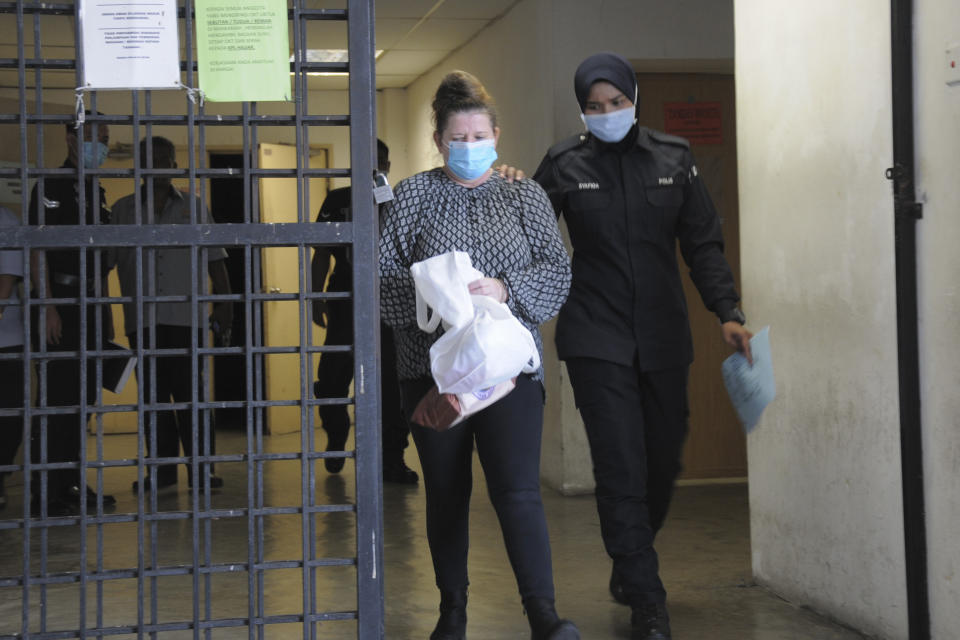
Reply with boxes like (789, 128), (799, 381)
(311, 139), (419, 484)
(533, 52), (753, 640)
(28, 112), (117, 514)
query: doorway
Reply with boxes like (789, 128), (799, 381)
(635, 72), (747, 479)
(209, 152), (250, 430)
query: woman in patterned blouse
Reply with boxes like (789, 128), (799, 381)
(379, 71), (578, 640)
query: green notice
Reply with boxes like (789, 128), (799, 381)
(196, 0), (290, 102)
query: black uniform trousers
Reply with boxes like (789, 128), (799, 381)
(313, 306), (409, 463)
(565, 357), (689, 606)
(129, 325), (214, 485)
(31, 284), (112, 500)
(0, 346), (25, 474)
(401, 374), (556, 601)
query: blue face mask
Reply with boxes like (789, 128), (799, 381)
(581, 107), (636, 143)
(445, 139), (498, 181)
(82, 141), (109, 168)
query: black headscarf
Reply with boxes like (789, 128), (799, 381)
(573, 52), (637, 112)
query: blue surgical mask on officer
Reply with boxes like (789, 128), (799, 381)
(581, 107), (636, 143)
(445, 139), (498, 181)
(82, 141), (109, 168)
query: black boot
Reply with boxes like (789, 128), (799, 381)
(630, 603), (671, 640)
(430, 588), (467, 640)
(523, 597), (580, 640)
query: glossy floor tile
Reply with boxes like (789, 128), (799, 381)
(0, 430), (867, 639)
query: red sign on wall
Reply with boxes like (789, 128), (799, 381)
(663, 102), (722, 145)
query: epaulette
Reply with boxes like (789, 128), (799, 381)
(547, 133), (588, 159)
(645, 128), (690, 149)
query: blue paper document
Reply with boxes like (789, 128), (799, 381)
(721, 326), (775, 433)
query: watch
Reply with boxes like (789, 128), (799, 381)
(719, 307), (746, 325)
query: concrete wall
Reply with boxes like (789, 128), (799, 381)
(735, 2), (908, 638)
(402, 0), (553, 180)
(914, 0), (960, 637)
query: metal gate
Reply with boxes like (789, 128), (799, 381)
(0, 0), (384, 637)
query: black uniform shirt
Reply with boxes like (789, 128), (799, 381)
(313, 186), (354, 293)
(28, 160), (110, 282)
(533, 126), (740, 370)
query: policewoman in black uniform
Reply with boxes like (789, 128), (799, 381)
(533, 52), (753, 640)
(28, 113), (117, 514)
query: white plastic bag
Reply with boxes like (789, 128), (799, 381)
(430, 295), (538, 394)
(411, 251), (482, 333)
(410, 251), (540, 395)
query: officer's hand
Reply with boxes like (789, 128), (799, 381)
(212, 302), (233, 334)
(496, 165), (525, 183)
(722, 321), (753, 365)
(45, 306), (62, 345)
(468, 278), (507, 303)
(312, 300), (328, 328)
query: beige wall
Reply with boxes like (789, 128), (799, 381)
(736, 1), (910, 638)
(914, 0), (960, 636)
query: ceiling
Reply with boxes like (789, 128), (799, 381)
(321, 0), (522, 90)
(0, 0), (523, 92)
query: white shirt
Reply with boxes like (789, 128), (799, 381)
(0, 206), (25, 349)
(111, 186), (227, 336)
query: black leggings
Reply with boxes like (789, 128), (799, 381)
(402, 374), (555, 601)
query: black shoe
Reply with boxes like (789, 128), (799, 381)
(0, 475), (6, 509)
(524, 597), (580, 640)
(430, 588), (467, 640)
(630, 603), (671, 640)
(382, 458), (418, 484)
(132, 476), (177, 493)
(324, 427), (349, 473)
(609, 568), (629, 605)
(72, 484), (116, 507)
(188, 475), (224, 491)
(50, 485), (117, 513)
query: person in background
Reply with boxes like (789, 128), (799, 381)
(533, 52), (753, 640)
(311, 139), (419, 484)
(111, 136), (232, 494)
(28, 113), (117, 514)
(380, 70), (579, 640)
(0, 205), (25, 509)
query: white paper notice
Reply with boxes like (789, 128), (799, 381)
(721, 326), (776, 434)
(80, 0), (180, 89)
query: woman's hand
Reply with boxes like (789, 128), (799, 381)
(496, 165), (525, 183)
(721, 321), (753, 365)
(468, 278), (507, 303)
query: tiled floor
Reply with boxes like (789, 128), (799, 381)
(0, 429), (867, 639)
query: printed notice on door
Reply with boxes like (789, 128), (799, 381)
(79, 0), (180, 89)
(195, 0), (291, 102)
(664, 102), (723, 145)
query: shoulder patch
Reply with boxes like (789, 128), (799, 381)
(547, 133), (588, 159)
(646, 128), (690, 150)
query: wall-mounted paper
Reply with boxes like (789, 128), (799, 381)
(195, 0), (291, 102)
(79, 0), (181, 90)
